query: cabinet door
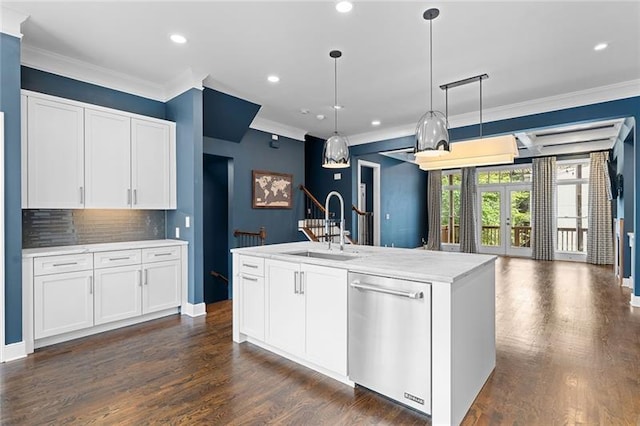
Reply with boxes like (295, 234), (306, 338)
(94, 265), (142, 325)
(131, 119), (174, 209)
(27, 97), (84, 208)
(303, 265), (348, 375)
(239, 274), (265, 340)
(85, 109), (131, 208)
(34, 270), (94, 339)
(142, 260), (181, 314)
(21, 95), (27, 208)
(266, 260), (305, 356)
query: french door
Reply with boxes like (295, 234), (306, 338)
(478, 185), (532, 257)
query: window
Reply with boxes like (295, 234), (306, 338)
(556, 160), (589, 253)
(441, 172), (461, 244)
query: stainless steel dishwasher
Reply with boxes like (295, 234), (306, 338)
(348, 272), (431, 414)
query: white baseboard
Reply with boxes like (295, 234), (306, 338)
(622, 278), (633, 289)
(182, 302), (206, 317)
(2, 341), (27, 362)
(631, 294), (640, 308)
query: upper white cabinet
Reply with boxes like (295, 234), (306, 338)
(22, 91), (176, 210)
(131, 119), (175, 209)
(27, 96), (85, 209)
(84, 108), (131, 208)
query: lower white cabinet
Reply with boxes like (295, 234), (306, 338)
(26, 242), (185, 349)
(34, 269), (94, 339)
(143, 260), (181, 314)
(94, 264), (142, 325)
(264, 258), (348, 376)
(237, 255), (265, 340)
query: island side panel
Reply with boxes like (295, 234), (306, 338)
(431, 281), (454, 426)
(231, 253), (243, 343)
(452, 261), (496, 425)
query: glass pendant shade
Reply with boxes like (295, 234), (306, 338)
(322, 132), (350, 168)
(414, 110), (450, 157)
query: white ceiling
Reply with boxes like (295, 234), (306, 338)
(4, 1), (640, 143)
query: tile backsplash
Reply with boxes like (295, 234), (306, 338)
(23, 209), (166, 248)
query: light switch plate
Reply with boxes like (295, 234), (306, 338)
(334, 173), (341, 180)
(185, 216), (190, 228)
(175, 227), (180, 239)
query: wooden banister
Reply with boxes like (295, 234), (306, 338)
(352, 205), (366, 216)
(299, 184), (326, 214)
(233, 227), (266, 246)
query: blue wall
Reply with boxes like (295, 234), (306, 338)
(204, 129), (306, 245)
(21, 66), (166, 119)
(202, 88), (260, 142)
(166, 89), (204, 305)
(1, 33), (23, 344)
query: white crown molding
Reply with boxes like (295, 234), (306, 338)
(164, 67), (209, 101)
(349, 79), (640, 146)
(21, 44), (167, 101)
(250, 115), (308, 141)
(0, 7), (28, 38)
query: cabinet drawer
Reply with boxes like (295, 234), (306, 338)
(238, 255), (264, 277)
(142, 246), (181, 263)
(94, 249), (142, 269)
(34, 253), (94, 276)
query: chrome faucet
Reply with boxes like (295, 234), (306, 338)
(324, 191), (345, 251)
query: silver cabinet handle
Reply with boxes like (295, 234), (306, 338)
(138, 270), (142, 287)
(53, 261), (78, 267)
(133, 189), (138, 205)
(241, 275), (258, 282)
(154, 252), (172, 257)
(108, 257), (130, 261)
(242, 263), (258, 268)
(127, 189), (132, 205)
(350, 280), (424, 299)
(80, 186), (84, 204)
(300, 271), (305, 294)
(88, 276), (93, 294)
(294, 271), (299, 294)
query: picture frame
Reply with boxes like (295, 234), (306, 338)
(252, 170), (293, 209)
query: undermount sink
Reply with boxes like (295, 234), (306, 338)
(286, 250), (357, 261)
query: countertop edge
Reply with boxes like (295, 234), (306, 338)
(22, 239), (188, 258)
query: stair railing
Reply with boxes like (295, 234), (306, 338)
(352, 205), (374, 246)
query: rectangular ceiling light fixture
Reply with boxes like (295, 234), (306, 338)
(416, 134), (519, 171)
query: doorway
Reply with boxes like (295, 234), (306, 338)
(478, 185), (532, 257)
(203, 154), (232, 303)
(357, 160), (381, 246)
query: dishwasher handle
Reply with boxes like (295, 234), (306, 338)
(350, 280), (424, 300)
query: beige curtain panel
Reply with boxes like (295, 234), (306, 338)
(426, 170), (442, 250)
(587, 151), (613, 265)
(532, 157), (556, 260)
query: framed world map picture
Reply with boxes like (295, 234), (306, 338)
(252, 170), (293, 209)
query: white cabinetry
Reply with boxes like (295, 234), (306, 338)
(132, 119), (174, 209)
(143, 258), (181, 313)
(84, 108), (131, 208)
(237, 255), (265, 340)
(264, 259), (348, 375)
(21, 91), (176, 209)
(94, 249), (142, 325)
(27, 96), (84, 208)
(33, 253), (94, 339)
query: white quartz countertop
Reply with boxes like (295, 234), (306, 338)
(232, 241), (495, 284)
(23, 239), (188, 258)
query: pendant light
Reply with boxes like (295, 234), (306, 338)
(322, 50), (351, 168)
(415, 8), (450, 157)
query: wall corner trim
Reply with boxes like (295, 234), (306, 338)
(164, 68), (208, 101)
(250, 116), (307, 141)
(622, 278), (633, 289)
(631, 294), (640, 308)
(0, 7), (28, 38)
(2, 341), (27, 362)
(182, 302), (207, 318)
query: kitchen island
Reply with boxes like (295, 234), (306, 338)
(231, 241), (496, 426)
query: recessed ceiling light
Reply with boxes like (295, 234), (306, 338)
(170, 34), (187, 44)
(371, 120), (381, 126)
(594, 42), (608, 51)
(316, 114), (326, 120)
(336, 1), (353, 13)
(333, 105), (343, 110)
(267, 75), (280, 83)
(300, 108), (310, 115)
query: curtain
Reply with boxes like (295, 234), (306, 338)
(459, 167), (477, 253)
(426, 170), (442, 250)
(531, 157), (556, 260)
(587, 151), (613, 264)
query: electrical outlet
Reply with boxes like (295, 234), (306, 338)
(185, 216), (190, 228)
(175, 227), (180, 239)
(385, 213), (390, 220)
(334, 173), (341, 180)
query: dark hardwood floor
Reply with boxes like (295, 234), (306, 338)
(1, 257), (639, 425)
